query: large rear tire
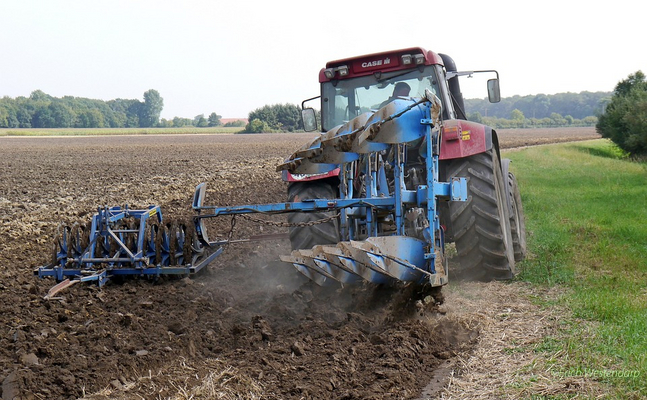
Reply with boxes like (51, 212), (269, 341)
(445, 149), (515, 280)
(287, 181), (340, 250)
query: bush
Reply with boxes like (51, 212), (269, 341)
(245, 118), (270, 133)
(597, 71), (647, 156)
(246, 103), (301, 132)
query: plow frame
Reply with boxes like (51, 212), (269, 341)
(192, 97), (468, 287)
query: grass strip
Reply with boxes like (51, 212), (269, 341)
(504, 139), (647, 398)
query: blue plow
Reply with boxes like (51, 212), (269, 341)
(192, 90), (467, 288)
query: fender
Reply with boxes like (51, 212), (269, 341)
(439, 119), (495, 160)
(282, 168), (340, 182)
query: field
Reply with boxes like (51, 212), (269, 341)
(0, 126), (244, 137)
(0, 127), (607, 399)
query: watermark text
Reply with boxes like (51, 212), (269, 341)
(552, 367), (640, 379)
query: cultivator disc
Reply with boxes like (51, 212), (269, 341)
(36, 205), (221, 287)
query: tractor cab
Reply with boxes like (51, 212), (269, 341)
(302, 47), (500, 132)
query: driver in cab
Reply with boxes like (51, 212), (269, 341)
(380, 82), (411, 108)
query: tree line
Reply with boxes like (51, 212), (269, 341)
(1, 88), (611, 132)
(467, 110), (599, 130)
(0, 90), (228, 129)
(243, 92), (609, 133)
(158, 112), (226, 128)
(0, 89), (165, 128)
(465, 91), (610, 120)
(463, 91), (609, 128)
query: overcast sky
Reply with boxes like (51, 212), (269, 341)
(1, 1), (644, 120)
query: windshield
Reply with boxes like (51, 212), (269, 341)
(321, 65), (444, 131)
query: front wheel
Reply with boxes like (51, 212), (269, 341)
(444, 149), (516, 280)
(287, 181), (340, 250)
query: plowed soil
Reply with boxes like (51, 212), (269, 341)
(0, 127), (599, 400)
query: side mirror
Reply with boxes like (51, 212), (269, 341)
(487, 79), (501, 103)
(301, 108), (317, 132)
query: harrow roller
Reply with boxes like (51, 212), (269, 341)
(36, 205), (219, 288)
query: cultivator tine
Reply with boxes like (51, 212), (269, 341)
(43, 279), (80, 300)
(52, 224), (70, 267)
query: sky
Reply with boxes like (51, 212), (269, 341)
(1, 1), (644, 120)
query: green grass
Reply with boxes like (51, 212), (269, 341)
(0, 126), (244, 136)
(504, 140), (647, 397)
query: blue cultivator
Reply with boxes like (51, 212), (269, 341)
(35, 205), (221, 290)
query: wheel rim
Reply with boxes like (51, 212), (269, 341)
(494, 156), (515, 272)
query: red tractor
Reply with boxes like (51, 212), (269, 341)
(282, 47), (526, 281)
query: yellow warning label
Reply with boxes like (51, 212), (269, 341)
(461, 130), (471, 140)
(149, 209), (157, 217)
